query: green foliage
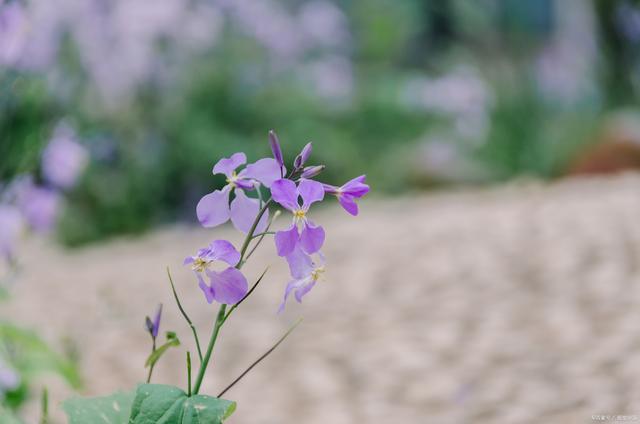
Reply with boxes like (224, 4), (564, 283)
(63, 390), (135, 424)
(145, 333), (180, 369)
(129, 384), (235, 424)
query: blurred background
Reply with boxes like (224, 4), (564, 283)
(3, 0), (640, 422)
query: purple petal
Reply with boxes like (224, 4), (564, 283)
(152, 304), (162, 338)
(278, 278), (305, 313)
(207, 267), (248, 305)
(198, 274), (215, 304)
(196, 188), (230, 228)
(275, 224), (299, 257)
(300, 221), (325, 254)
(234, 178), (255, 190)
(338, 194), (359, 216)
(183, 256), (195, 265)
(298, 179), (324, 209)
(208, 239), (241, 266)
(212, 152), (246, 177)
(269, 130), (284, 170)
(322, 183), (340, 195)
(244, 158), (282, 188)
(41, 126), (88, 189)
(230, 189), (268, 234)
(270, 179), (299, 211)
(341, 175), (370, 198)
(18, 185), (60, 233)
(295, 280), (317, 303)
(285, 244), (314, 279)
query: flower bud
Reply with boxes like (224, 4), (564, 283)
(294, 142), (312, 169)
(300, 165), (325, 179)
(269, 130), (284, 168)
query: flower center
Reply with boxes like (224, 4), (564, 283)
(293, 209), (306, 220)
(311, 266), (325, 281)
(192, 257), (209, 272)
(226, 171), (238, 187)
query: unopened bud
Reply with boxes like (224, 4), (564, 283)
(300, 165), (325, 179)
(294, 142), (312, 169)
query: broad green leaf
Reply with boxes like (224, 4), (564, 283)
(129, 384), (236, 424)
(62, 390), (135, 424)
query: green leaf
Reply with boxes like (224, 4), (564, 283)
(129, 384), (236, 424)
(144, 337), (180, 368)
(62, 390), (135, 424)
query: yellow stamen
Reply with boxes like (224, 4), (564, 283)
(192, 257), (208, 273)
(293, 209), (306, 219)
(226, 171), (238, 188)
(311, 266), (325, 281)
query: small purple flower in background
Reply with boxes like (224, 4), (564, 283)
(145, 304), (163, 339)
(279, 244), (325, 312)
(41, 124), (89, 189)
(271, 178), (325, 257)
(0, 2), (28, 67)
(323, 175), (369, 216)
(0, 205), (23, 261)
(196, 152), (281, 233)
(16, 182), (60, 233)
(0, 358), (20, 396)
(184, 240), (248, 305)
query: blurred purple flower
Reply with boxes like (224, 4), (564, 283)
(0, 205), (23, 261)
(0, 2), (28, 66)
(145, 304), (163, 339)
(41, 124), (89, 189)
(0, 358), (19, 395)
(184, 240), (247, 305)
(279, 244), (325, 312)
(196, 152), (280, 233)
(323, 175), (369, 216)
(16, 183), (60, 233)
(271, 178), (325, 257)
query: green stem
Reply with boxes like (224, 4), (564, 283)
(187, 351), (192, 397)
(146, 338), (156, 383)
(40, 387), (48, 424)
(167, 267), (203, 363)
(191, 199), (273, 394)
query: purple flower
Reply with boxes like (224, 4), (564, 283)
(294, 142), (312, 169)
(271, 178), (325, 257)
(184, 240), (248, 305)
(41, 124), (88, 189)
(269, 130), (285, 176)
(145, 304), (163, 339)
(196, 152), (281, 233)
(323, 175), (369, 216)
(16, 183), (60, 233)
(0, 205), (23, 260)
(0, 358), (19, 395)
(278, 244), (325, 312)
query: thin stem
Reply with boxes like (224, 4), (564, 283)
(167, 267), (203, 363)
(217, 319), (303, 398)
(146, 338), (157, 383)
(192, 304), (226, 394)
(191, 199), (273, 395)
(243, 210), (280, 264)
(250, 231), (275, 239)
(222, 268), (269, 324)
(187, 351), (192, 397)
(40, 387), (48, 424)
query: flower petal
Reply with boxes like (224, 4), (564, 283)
(295, 280), (317, 303)
(269, 130), (284, 170)
(278, 278), (306, 313)
(285, 244), (314, 279)
(300, 221), (325, 254)
(298, 179), (324, 210)
(244, 158), (283, 188)
(196, 188), (230, 228)
(198, 274), (215, 304)
(342, 175), (370, 197)
(230, 189), (268, 234)
(207, 267), (248, 305)
(270, 178), (299, 211)
(208, 239), (241, 266)
(338, 194), (359, 216)
(275, 224), (299, 257)
(212, 152), (246, 177)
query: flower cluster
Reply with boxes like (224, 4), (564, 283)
(186, 130), (369, 310)
(0, 123), (88, 263)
